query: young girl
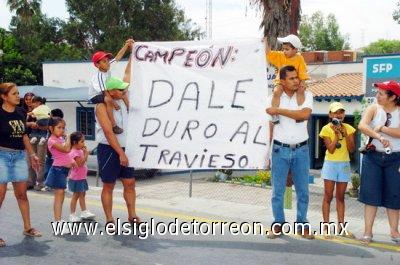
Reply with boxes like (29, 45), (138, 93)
(319, 102), (356, 238)
(68, 132), (95, 222)
(44, 117), (76, 232)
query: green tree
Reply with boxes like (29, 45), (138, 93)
(363, 39), (400, 55)
(251, 0), (301, 49)
(63, 0), (204, 55)
(0, 28), (36, 84)
(394, 0), (400, 24)
(299, 11), (350, 51)
(8, 13), (85, 84)
(7, 0), (41, 21)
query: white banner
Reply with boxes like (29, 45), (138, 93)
(126, 39), (270, 169)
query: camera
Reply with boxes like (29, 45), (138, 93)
(384, 147), (392, 154)
(359, 143), (376, 154)
(331, 118), (341, 126)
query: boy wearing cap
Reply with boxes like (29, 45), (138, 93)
(89, 39), (134, 134)
(263, 34), (310, 123)
(319, 102), (355, 238)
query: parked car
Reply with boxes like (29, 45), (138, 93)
(87, 147), (159, 179)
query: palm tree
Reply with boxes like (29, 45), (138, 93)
(251, 0), (301, 49)
(7, 0), (41, 21)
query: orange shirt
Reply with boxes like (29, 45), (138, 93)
(266, 51), (310, 84)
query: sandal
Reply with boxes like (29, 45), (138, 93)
(129, 216), (142, 224)
(340, 230), (356, 239)
(360, 235), (373, 245)
(23, 228), (42, 237)
(323, 227), (333, 239)
(0, 238), (5, 247)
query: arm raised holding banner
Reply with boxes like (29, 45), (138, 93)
(96, 53), (134, 167)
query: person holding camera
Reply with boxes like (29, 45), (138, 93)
(358, 81), (400, 245)
(319, 102), (355, 238)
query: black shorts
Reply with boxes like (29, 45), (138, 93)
(97, 143), (134, 183)
(88, 94), (105, 104)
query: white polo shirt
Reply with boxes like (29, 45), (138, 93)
(266, 90), (313, 144)
(88, 59), (115, 98)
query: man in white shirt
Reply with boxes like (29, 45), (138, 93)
(265, 65), (314, 239)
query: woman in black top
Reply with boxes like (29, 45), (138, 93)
(0, 83), (42, 247)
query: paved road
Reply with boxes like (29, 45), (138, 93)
(1, 187), (399, 265)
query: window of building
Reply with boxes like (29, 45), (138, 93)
(76, 107), (95, 140)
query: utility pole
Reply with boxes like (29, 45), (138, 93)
(205, 0), (212, 40)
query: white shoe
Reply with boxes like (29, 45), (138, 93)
(30, 137), (38, 144)
(56, 220), (70, 235)
(80, 210), (96, 220)
(69, 213), (82, 222)
(38, 137), (46, 145)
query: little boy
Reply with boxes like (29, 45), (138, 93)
(264, 34), (310, 123)
(89, 39), (134, 134)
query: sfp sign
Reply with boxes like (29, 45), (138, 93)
(364, 55), (400, 97)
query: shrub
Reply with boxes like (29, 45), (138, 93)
(351, 173), (360, 190)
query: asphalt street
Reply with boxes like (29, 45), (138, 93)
(1, 188), (400, 265)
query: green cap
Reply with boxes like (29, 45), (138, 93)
(105, 77), (129, 91)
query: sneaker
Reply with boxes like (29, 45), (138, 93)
(69, 213), (82, 222)
(55, 220), (70, 235)
(38, 137), (47, 145)
(44, 186), (52, 191)
(30, 137), (38, 144)
(112, 125), (124, 134)
(34, 184), (45, 191)
(80, 210), (96, 220)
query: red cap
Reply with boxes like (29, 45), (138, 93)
(374, 81), (400, 96)
(91, 51), (113, 65)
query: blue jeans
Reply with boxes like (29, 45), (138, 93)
(271, 143), (310, 224)
(0, 149), (28, 184)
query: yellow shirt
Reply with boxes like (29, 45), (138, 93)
(319, 123), (356, 162)
(32, 105), (51, 120)
(266, 51), (310, 84)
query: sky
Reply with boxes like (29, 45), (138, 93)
(0, 0), (399, 49)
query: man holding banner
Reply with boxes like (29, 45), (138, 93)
(266, 65), (314, 239)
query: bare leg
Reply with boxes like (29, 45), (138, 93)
(70, 192), (80, 214)
(271, 84), (283, 108)
(122, 93), (129, 110)
(101, 182), (115, 222)
(79, 192), (87, 211)
(121, 178), (139, 221)
(322, 180), (335, 223)
(386, 208), (400, 238)
(0, 183), (6, 209)
(12, 181), (31, 230)
(335, 182), (348, 224)
(53, 189), (65, 221)
(364, 204), (377, 237)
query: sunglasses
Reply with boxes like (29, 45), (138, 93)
(385, 112), (392, 127)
